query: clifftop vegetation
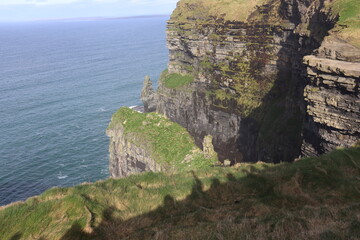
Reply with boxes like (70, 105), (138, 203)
(1, 146), (359, 239)
(327, 0), (360, 47)
(171, 0), (269, 22)
(108, 107), (215, 171)
(171, 0), (360, 46)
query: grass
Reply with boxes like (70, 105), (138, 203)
(160, 70), (194, 89)
(171, 0), (268, 22)
(171, 0), (360, 47)
(0, 146), (359, 239)
(327, 0), (360, 47)
(107, 107), (215, 171)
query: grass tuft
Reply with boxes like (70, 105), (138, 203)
(160, 71), (194, 89)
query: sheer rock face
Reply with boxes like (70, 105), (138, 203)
(141, 0), (359, 162)
(146, 0), (334, 163)
(107, 124), (163, 178)
(156, 83), (242, 162)
(302, 54), (360, 156)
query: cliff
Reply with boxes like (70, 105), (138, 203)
(1, 1), (359, 238)
(107, 107), (217, 178)
(142, 0), (360, 164)
(302, 54), (360, 155)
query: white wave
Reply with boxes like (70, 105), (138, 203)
(98, 107), (107, 112)
(129, 105), (144, 113)
(57, 172), (68, 179)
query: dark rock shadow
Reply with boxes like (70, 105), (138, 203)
(236, 0), (336, 163)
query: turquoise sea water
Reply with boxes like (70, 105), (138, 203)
(0, 17), (168, 206)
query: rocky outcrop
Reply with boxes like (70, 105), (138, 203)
(107, 107), (217, 178)
(141, 76), (156, 112)
(202, 135), (218, 160)
(302, 54), (360, 156)
(107, 124), (163, 178)
(156, 81), (242, 161)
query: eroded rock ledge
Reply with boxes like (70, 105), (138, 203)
(107, 107), (217, 178)
(302, 55), (360, 156)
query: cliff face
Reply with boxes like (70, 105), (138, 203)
(107, 107), (217, 178)
(107, 124), (163, 178)
(143, 0), (359, 163)
(302, 41), (360, 156)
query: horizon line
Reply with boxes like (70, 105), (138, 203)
(0, 14), (171, 23)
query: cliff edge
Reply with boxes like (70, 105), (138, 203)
(142, 0), (359, 164)
(107, 107), (217, 178)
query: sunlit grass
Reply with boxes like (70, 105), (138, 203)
(1, 147), (359, 239)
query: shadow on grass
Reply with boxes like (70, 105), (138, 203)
(9, 232), (22, 240)
(58, 150), (360, 240)
(60, 171), (211, 240)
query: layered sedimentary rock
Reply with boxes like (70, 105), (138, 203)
(143, 0), (349, 163)
(156, 80), (242, 161)
(107, 124), (163, 178)
(302, 52), (360, 156)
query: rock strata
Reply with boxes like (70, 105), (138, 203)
(144, 0), (341, 163)
(107, 124), (162, 178)
(112, 0), (359, 175)
(302, 55), (360, 156)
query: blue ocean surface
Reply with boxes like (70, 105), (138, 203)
(0, 17), (168, 206)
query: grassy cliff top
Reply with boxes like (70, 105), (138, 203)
(171, 0), (268, 22)
(1, 146), (359, 239)
(108, 107), (215, 170)
(327, 0), (360, 47)
(171, 0), (360, 47)
(160, 70), (194, 89)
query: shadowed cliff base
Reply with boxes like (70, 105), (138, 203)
(2, 147), (357, 240)
(235, 0), (337, 163)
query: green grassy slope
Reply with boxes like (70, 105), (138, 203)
(327, 0), (360, 47)
(108, 107), (215, 171)
(171, 0), (269, 22)
(1, 147), (359, 240)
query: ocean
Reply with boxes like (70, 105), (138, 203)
(0, 16), (169, 206)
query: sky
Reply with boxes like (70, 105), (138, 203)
(0, 0), (179, 22)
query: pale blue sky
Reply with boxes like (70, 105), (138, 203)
(0, 0), (178, 22)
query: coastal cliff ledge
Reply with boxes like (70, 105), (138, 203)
(107, 107), (217, 178)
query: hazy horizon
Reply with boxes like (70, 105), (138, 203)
(0, 0), (178, 22)
(0, 14), (171, 23)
